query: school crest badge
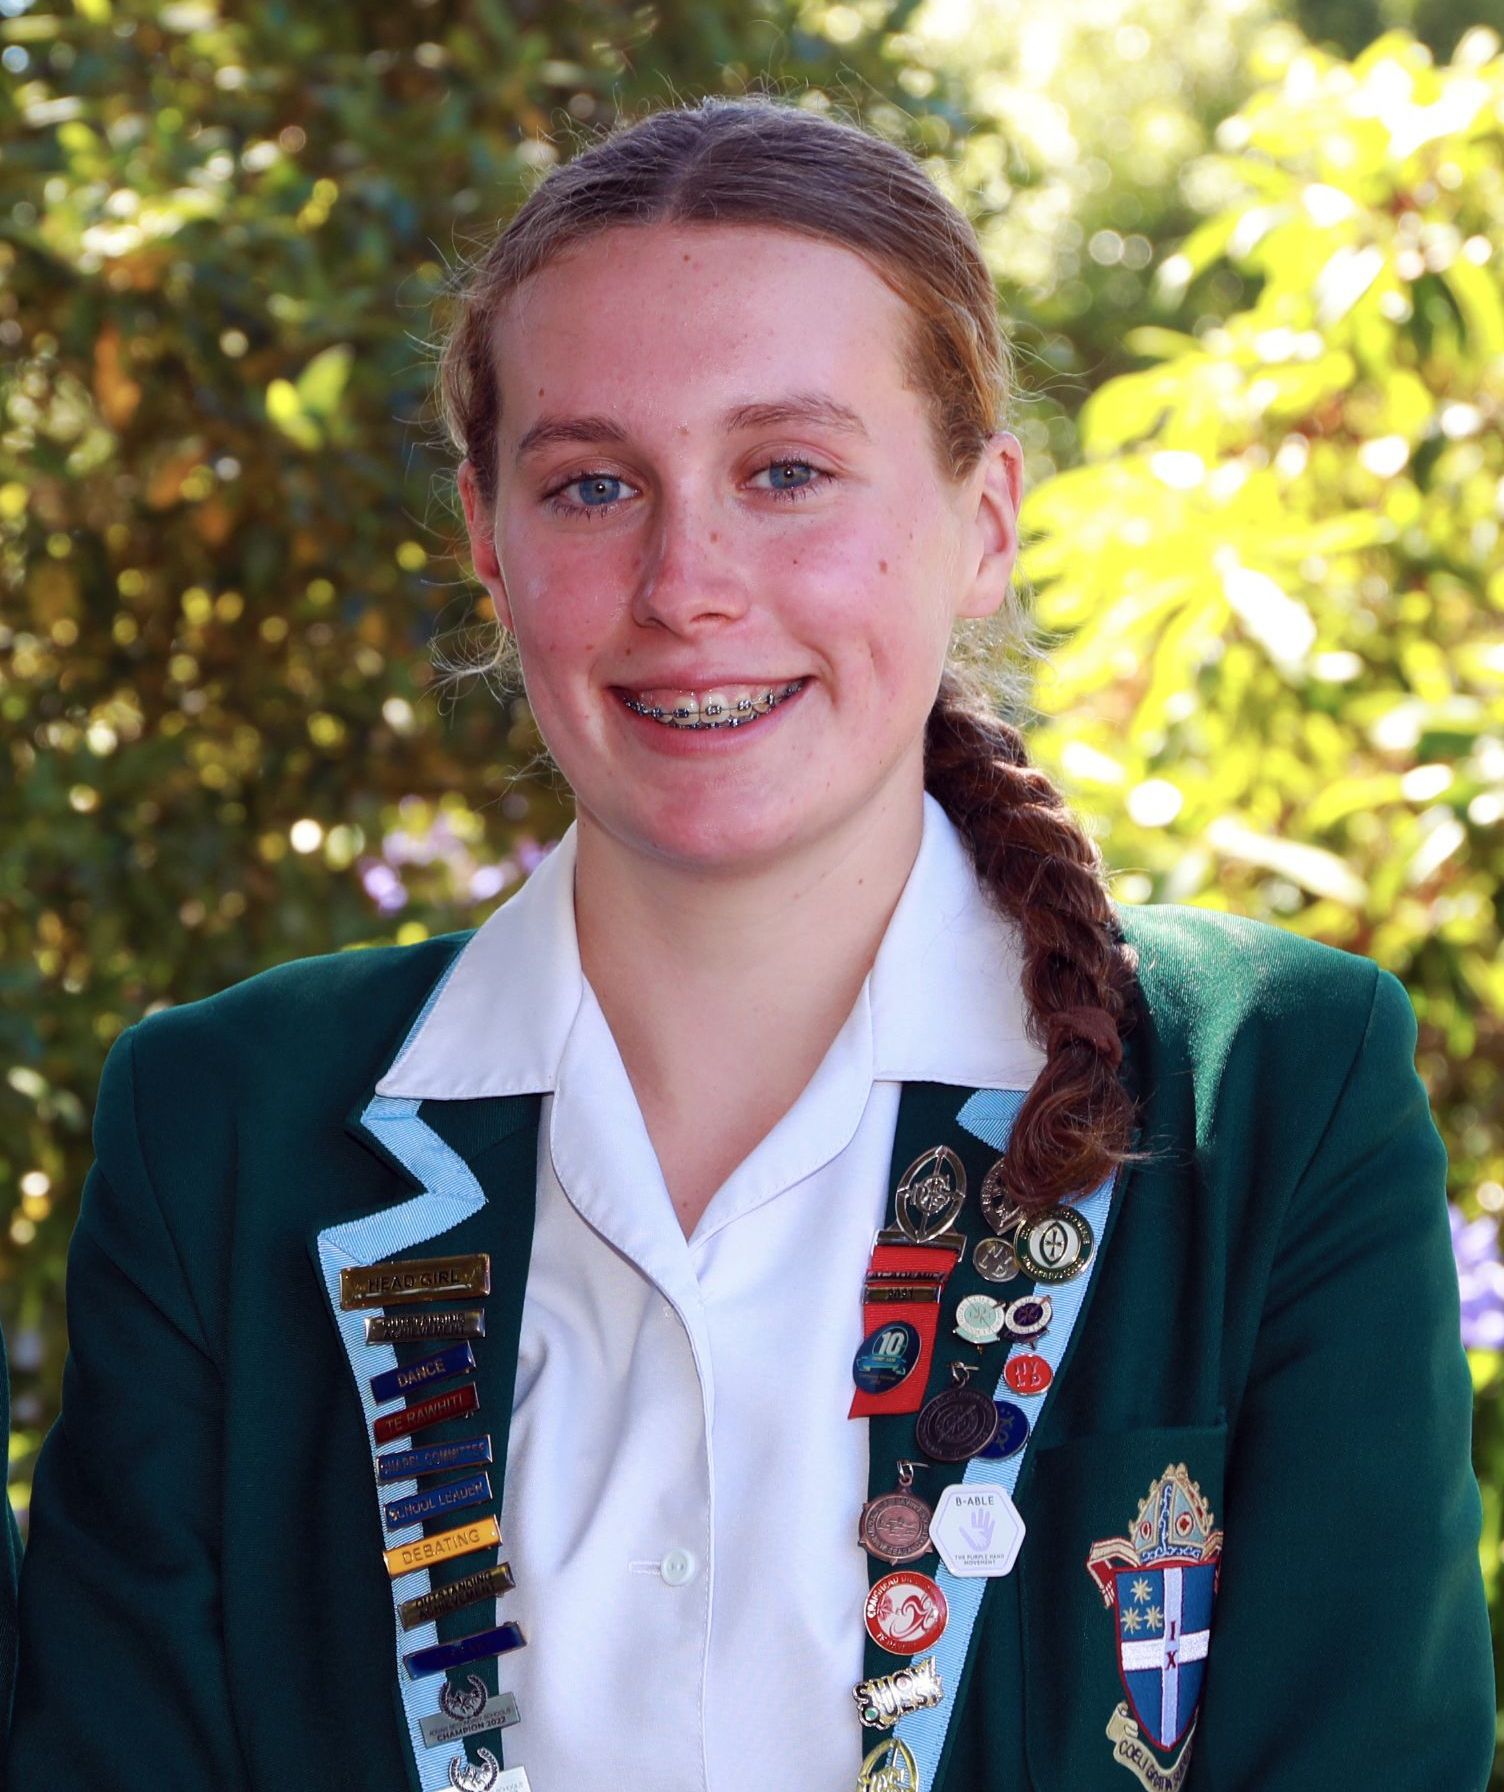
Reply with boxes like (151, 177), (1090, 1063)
(1085, 1462), (1223, 1792)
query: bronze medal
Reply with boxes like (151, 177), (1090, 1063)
(859, 1460), (934, 1565)
(915, 1362), (998, 1463)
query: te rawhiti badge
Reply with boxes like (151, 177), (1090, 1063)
(929, 1482), (1026, 1578)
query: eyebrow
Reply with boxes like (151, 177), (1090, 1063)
(513, 392), (871, 464)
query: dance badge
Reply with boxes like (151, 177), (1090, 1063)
(1085, 1463), (1223, 1792)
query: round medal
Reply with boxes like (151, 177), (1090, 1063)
(916, 1366), (999, 1462)
(852, 1321), (922, 1394)
(1003, 1352), (1054, 1396)
(976, 1398), (1031, 1460)
(972, 1235), (1021, 1284)
(979, 1158), (1024, 1237)
(859, 1462), (934, 1565)
(953, 1293), (1005, 1345)
(1003, 1294), (1053, 1340)
(1014, 1205), (1096, 1284)
(865, 1570), (949, 1655)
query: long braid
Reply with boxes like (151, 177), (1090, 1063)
(925, 668), (1149, 1212)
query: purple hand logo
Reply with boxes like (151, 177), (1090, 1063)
(962, 1508), (996, 1552)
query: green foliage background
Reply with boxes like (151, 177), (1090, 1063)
(3, 0), (1501, 1765)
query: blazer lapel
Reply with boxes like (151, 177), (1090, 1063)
(310, 1071), (542, 1791)
(862, 1075), (1137, 1792)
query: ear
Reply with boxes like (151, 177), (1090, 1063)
(953, 430), (1023, 622)
(457, 458), (515, 633)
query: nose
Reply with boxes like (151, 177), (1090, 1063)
(629, 484), (750, 634)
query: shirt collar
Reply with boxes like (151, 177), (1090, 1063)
(374, 791), (1045, 1100)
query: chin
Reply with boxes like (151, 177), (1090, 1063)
(609, 792), (812, 874)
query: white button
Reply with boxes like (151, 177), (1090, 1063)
(660, 1548), (696, 1586)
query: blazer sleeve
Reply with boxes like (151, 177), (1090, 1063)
(0, 1314), (21, 1759)
(1187, 965), (1495, 1789)
(6, 1021), (251, 1785)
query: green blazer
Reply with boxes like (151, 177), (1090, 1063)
(0, 1319), (20, 1769)
(5, 903), (1493, 1791)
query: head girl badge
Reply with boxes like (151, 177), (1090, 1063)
(1085, 1463), (1224, 1792)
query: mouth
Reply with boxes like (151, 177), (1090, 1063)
(615, 678), (808, 731)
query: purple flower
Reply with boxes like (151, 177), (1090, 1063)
(359, 858), (409, 913)
(467, 862), (516, 903)
(1450, 1203), (1504, 1350)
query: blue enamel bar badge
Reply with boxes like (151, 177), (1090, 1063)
(370, 1342), (477, 1406)
(383, 1470), (492, 1532)
(1086, 1463), (1224, 1792)
(403, 1620), (528, 1682)
(376, 1436), (493, 1484)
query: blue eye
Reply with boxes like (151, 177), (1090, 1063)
(563, 474), (632, 511)
(544, 456), (831, 519)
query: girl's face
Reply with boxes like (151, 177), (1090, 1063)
(459, 221), (1021, 876)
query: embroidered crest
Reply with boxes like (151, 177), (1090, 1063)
(1086, 1463), (1223, 1791)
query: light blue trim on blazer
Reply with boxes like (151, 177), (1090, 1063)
(313, 953), (503, 1788)
(893, 1088), (1119, 1786)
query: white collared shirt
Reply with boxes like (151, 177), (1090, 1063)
(376, 792), (1044, 1792)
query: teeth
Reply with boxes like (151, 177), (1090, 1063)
(622, 679), (805, 730)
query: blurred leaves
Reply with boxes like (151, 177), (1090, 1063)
(2, 0), (1502, 1766)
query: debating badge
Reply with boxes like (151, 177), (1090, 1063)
(1085, 1462), (1223, 1792)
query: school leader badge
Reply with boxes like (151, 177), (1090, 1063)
(1085, 1462), (1223, 1792)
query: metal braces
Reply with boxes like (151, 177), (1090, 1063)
(622, 679), (805, 729)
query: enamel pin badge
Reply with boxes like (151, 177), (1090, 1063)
(1086, 1462), (1224, 1792)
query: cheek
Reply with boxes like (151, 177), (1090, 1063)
(504, 558), (620, 679)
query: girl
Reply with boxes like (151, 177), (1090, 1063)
(7, 94), (1492, 1792)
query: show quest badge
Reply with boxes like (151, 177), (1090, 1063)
(1085, 1461), (1224, 1792)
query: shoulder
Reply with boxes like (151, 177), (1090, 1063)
(130, 930), (472, 1062)
(1109, 901), (1418, 1174)
(1112, 898), (1389, 1059)
(96, 931), (476, 1158)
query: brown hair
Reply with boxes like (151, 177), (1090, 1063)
(434, 94), (1147, 1211)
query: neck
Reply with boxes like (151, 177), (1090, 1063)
(572, 777), (927, 1222)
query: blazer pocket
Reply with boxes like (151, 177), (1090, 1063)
(1020, 1422), (1228, 1792)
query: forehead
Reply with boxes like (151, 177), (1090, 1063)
(492, 222), (918, 429)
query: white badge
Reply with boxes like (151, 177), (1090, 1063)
(929, 1482), (1026, 1578)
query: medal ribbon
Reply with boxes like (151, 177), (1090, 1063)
(849, 1240), (960, 1418)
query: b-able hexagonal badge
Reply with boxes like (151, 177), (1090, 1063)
(929, 1482), (1027, 1578)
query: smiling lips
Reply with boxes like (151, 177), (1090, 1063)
(619, 678), (806, 730)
